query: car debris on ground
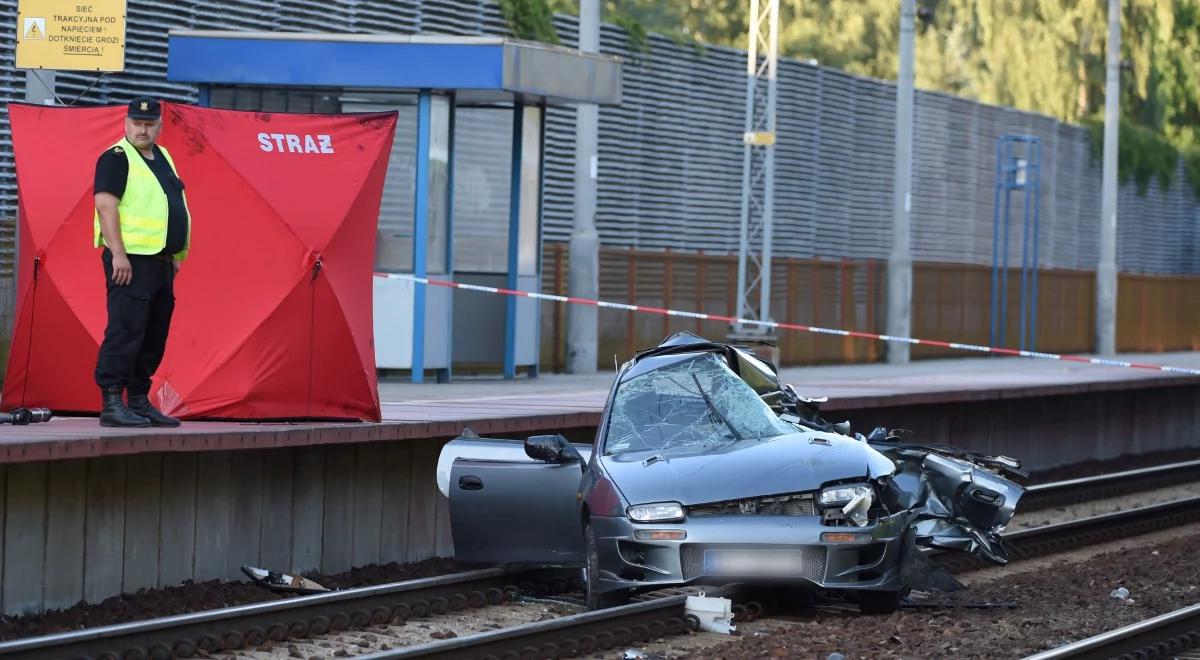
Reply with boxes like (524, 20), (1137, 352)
(241, 565), (329, 594)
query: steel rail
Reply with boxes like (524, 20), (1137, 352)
(360, 497), (1200, 659)
(0, 567), (577, 660)
(363, 587), (735, 660)
(1021, 459), (1200, 512)
(4, 466), (1196, 660)
(1022, 601), (1200, 660)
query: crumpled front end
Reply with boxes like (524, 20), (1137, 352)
(874, 442), (1025, 566)
(588, 508), (910, 597)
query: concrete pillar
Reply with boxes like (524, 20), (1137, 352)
(566, 0), (600, 374)
(1096, 0), (1120, 355)
(887, 0), (916, 364)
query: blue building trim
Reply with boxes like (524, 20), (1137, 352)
(411, 91), (433, 384)
(503, 103), (524, 380)
(169, 36), (505, 90)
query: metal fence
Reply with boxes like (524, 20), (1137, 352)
(540, 243), (1200, 370)
(571, 32), (1199, 275)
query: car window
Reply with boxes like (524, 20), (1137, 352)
(604, 353), (796, 456)
(733, 348), (780, 395)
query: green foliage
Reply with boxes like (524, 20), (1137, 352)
(610, 11), (649, 53)
(1086, 117), (1180, 195)
(540, 0), (1200, 196)
(1184, 146), (1200, 198)
(499, 0), (559, 44)
(595, 0), (1200, 197)
(548, 0), (724, 55)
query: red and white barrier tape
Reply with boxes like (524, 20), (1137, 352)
(375, 273), (1200, 377)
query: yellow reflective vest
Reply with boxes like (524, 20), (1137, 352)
(93, 138), (191, 260)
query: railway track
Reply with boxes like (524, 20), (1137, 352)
(361, 497), (1200, 660)
(1023, 601), (1200, 660)
(1, 464), (1196, 660)
(0, 568), (578, 660)
(1020, 459), (1200, 511)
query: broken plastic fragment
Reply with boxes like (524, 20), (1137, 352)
(685, 594), (736, 634)
(241, 565), (329, 594)
(842, 492), (872, 527)
(992, 455), (1021, 469)
(621, 650), (646, 660)
(1110, 586), (1133, 603)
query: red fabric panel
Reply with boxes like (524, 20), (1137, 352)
(3, 103), (396, 421)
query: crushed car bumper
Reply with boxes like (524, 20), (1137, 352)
(589, 512), (909, 595)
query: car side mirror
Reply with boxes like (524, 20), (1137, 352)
(525, 434), (584, 466)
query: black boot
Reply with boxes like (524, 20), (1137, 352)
(127, 393), (181, 427)
(100, 387), (151, 428)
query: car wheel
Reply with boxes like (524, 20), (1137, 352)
(584, 524), (630, 610)
(857, 589), (901, 615)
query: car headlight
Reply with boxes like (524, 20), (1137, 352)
(627, 502), (685, 522)
(819, 484), (873, 506)
(821, 484), (875, 527)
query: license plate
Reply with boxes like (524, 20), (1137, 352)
(703, 549), (805, 576)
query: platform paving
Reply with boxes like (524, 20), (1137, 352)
(0, 351), (1196, 464)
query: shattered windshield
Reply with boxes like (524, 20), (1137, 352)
(604, 352), (796, 456)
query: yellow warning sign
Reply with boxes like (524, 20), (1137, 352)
(16, 0), (127, 72)
(23, 17), (45, 39)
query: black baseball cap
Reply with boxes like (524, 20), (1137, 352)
(127, 96), (161, 119)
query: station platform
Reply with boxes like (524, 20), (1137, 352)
(0, 351), (1196, 616)
(2, 351), (1196, 465)
(2, 352), (1200, 465)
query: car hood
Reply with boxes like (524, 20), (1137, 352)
(603, 432), (895, 506)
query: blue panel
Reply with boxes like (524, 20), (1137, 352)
(411, 91), (432, 384)
(168, 37), (505, 90)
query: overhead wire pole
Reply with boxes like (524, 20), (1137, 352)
(732, 0), (779, 345)
(566, 0), (601, 373)
(887, 0), (916, 364)
(1096, 0), (1120, 356)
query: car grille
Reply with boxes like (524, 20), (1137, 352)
(687, 492), (817, 517)
(680, 544), (828, 582)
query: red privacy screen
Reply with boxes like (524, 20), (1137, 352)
(4, 102), (397, 421)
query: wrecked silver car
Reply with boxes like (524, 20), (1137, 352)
(437, 333), (1026, 613)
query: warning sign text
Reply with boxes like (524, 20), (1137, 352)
(16, 0), (127, 72)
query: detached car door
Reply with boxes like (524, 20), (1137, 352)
(449, 452), (587, 567)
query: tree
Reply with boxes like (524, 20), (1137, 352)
(546, 0), (1200, 193)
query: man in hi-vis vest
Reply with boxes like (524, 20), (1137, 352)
(92, 97), (191, 428)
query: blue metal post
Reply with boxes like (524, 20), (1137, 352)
(503, 102), (524, 379)
(197, 84), (211, 107)
(1030, 139), (1042, 351)
(1019, 143), (1032, 352)
(411, 90), (432, 384)
(999, 141), (1013, 348)
(990, 138), (1003, 348)
(993, 135), (1044, 352)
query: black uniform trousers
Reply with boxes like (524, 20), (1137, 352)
(94, 248), (176, 396)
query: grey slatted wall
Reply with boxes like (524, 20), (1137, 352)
(1, 0), (1196, 276)
(1, 0), (23, 222)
